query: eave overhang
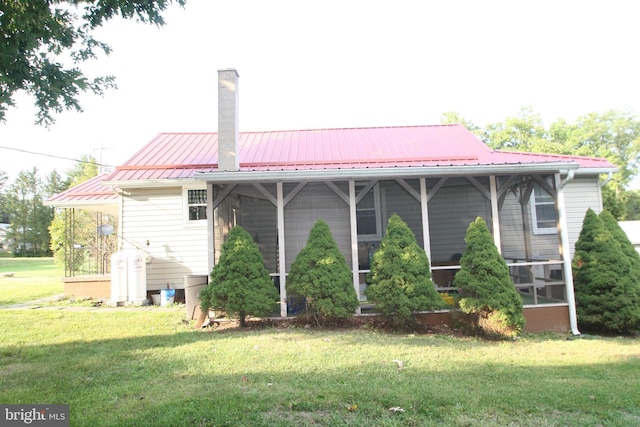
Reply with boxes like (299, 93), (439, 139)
(193, 162), (583, 184)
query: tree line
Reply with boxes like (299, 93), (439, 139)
(441, 107), (640, 219)
(0, 155), (98, 256)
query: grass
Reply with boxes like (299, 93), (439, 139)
(0, 257), (64, 305)
(1, 308), (639, 426)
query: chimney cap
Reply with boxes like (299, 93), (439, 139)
(217, 68), (239, 77)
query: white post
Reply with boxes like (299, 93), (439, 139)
(349, 180), (361, 314)
(420, 178), (431, 259)
(490, 176), (502, 252)
(277, 182), (287, 317)
(206, 182), (215, 273)
(556, 173), (580, 335)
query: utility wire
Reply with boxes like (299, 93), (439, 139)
(0, 145), (115, 169)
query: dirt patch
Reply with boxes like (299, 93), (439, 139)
(201, 314), (465, 337)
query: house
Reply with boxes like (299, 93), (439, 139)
(618, 221), (640, 254)
(0, 223), (9, 252)
(47, 69), (617, 333)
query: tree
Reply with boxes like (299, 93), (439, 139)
(199, 226), (278, 327)
(5, 168), (54, 256)
(365, 214), (444, 326)
(0, 0), (186, 126)
(481, 106), (556, 153)
(599, 210), (640, 288)
(556, 110), (640, 188)
(440, 112), (480, 133)
(621, 190), (640, 220)
(572, 209), (640, 333)
(453, 217), (525, 336)
(0, 170), (9, 223)
(287, 220), (359, 320)
(451, 107), (640, 219)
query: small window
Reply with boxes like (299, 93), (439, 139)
(356, 184), (381, 240)
(186, 188), (207, 222)
(531, 184), (556, 234)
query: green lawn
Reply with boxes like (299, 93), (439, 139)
(0, 257), (64, 305)
(1, 308), (639, 426)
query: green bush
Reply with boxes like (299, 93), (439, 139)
(287, 219), (359, 320)
(199, 226), (279, 327)
(599, 210), (640, 293)
(453, 217), (525, 336)
(573, 209), (640, 333)
(365, 214), (444, 327)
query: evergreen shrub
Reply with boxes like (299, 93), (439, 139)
(199, 226), (279, 327)
(287, 219), (359, 320)
(573, 209), (640, 333)
(365, 213), (444, 327)
(453, 217), (525, 336)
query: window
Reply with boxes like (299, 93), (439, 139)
(356, 183), (381, 239)
(531, 184), (557, 234)
(185, 188), (207, 222)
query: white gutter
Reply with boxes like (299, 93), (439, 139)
(101, 178), (202, 189)
(193, 162), (581, 184)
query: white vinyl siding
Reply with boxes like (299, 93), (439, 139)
(562, 176), (604, 259)
(120, 187), (209, 290)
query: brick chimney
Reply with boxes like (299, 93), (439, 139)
(217, 68), (239, 171)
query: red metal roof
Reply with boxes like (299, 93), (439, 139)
(45, 174), (119, 212)
(102, 125), (615, 182)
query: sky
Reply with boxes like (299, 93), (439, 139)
(1, 0), (639, 182)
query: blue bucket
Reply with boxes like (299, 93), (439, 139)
(160, 289), (175, 306)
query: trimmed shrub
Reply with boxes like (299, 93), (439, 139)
(365, 213), (444, 327)
(287, 219), (359, 320)
(453, 217), (525, 336)
(199, 226), (279, 327)
(573, 209), (640, 333)
(599, 210), (640, 292)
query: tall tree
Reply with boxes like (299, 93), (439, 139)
(448, 107), (640, 219)
(0, 170), (9, 223)
(481, 106), (562, 153)
(5, 168), (53, 256)
(553, 110), (640, 189)
(0, 0), (186, 126)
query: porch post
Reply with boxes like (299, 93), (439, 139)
(419, 178), (431, 260)
(489, 176), (502, 253)
(277, 182), (288, 317)
(349, 180), (361, 314)
(555, 173), (581, 335)
(206, 182), (215, 273)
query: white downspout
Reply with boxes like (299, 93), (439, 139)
(600, 171), (613, 188)
(556, 171), (580, 335)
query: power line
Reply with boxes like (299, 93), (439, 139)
(0, 145), (115, 169)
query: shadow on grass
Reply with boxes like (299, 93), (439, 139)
(1, 312), (639, 426)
